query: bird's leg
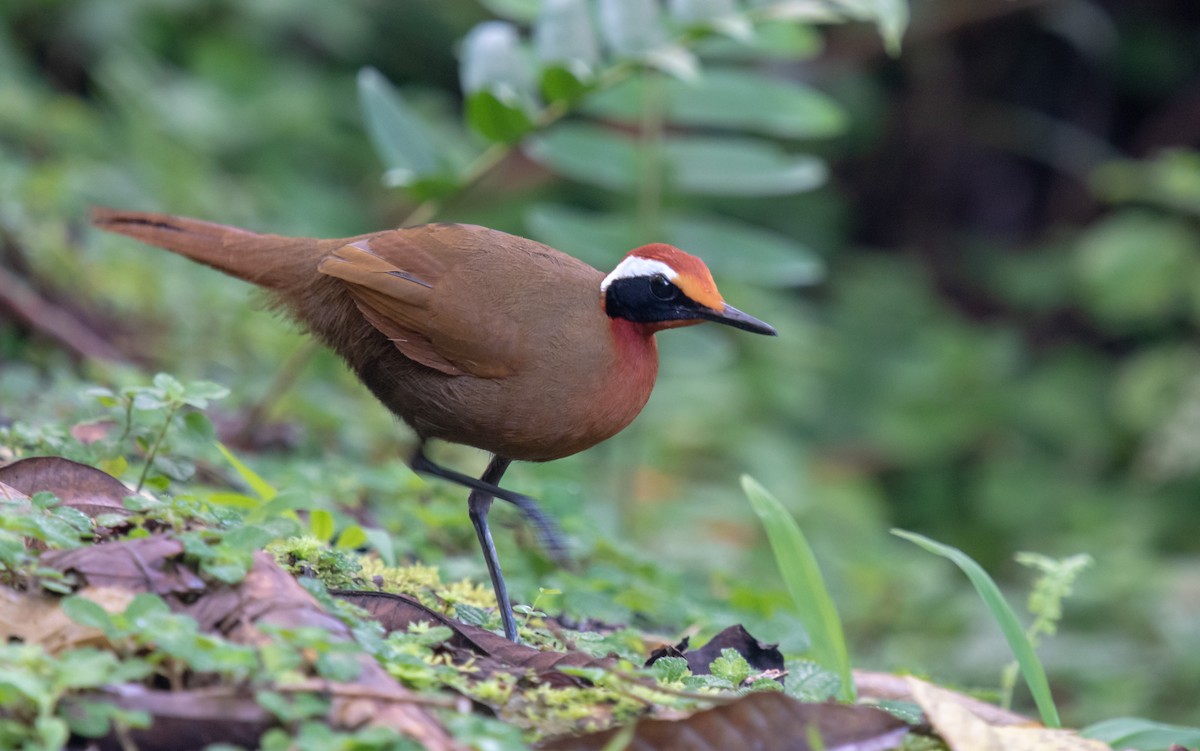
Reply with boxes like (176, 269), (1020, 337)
(410, 444), (568, 563)
(466, 455), (520, 641)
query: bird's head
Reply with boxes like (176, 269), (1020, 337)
(600, 244), (777, 336)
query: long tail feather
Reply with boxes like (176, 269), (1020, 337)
(90, 208), (323, 291)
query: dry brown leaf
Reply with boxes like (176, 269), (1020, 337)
(40, 538), (461, 750)
(906, 677), (1110, 751)
(178, 553), (462, 750)
(63, 685), (274, 751)
(0, 479), (30, 502)
(0, 587), (112, 652)
(658, 624), (784, 677)
(854, 670), (1031, 727)
(41, 536), (204, 594)
(538, 691), (909, 751)
(0, 456), (131, 519)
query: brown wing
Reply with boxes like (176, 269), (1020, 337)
(316, 227), (520, 378)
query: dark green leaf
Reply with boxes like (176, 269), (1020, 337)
(539, 64), (593, 104)
(466, 90), (536, 143)
(463, 89), (535, 142)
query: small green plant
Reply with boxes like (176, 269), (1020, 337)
(0, 491), (91, 593)
(0, 643), (151, 751)
(88, 373), (229, 491)
(742, 475), (853, 701)
(893, 529), (1062, 728)
(999, 552), (1092, 710)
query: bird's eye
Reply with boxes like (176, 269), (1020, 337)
(649, 274), (677, 300)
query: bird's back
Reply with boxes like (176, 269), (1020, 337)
(93, 210), (659, 462)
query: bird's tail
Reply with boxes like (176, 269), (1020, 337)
(90, 207), (325, 292)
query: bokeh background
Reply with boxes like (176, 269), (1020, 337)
(3, 0), (1200, 727)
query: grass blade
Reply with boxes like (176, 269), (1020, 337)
(215, 442), (276, 502)
(741, 475), (853, 701)
(892, 529), (1061, 727)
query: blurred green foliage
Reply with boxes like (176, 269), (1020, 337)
(2, 0), (1200, 733)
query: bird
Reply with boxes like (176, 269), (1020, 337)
(91, 208), (777, 642)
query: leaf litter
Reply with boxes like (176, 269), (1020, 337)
(0, 453), (1089, 750)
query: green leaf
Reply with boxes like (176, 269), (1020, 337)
(461, 21), (538, 142)
(524, 124), (637, 191)
(362, 527), (397, 567)
(668, 0), (752, 40)
(668, 0), (737, 24)
(708, 648), (752, 686)
(152, 373), (185, 401)
(664, 136), (826, 195)
(182, 411), (215, 440)
(783, 659), (840, 702)
(180, 380), (229, 409)
(586, 68), (847, 139)
(535, 0), (599, 71)
(872, 0), (909, 55)
(223, 523), (278, 552)
(526, 124), (826, 195)
(741, 476), (853, 701)
(466, 90), (536, 143)
(695, 20), (823, 60)
(539, 64), (594, 104)
(61, 597), (116, 635)
(892, 529), (1061, 728)
(56, 649), (120, 689)
(309, 509), (335, 543)
(334, 524), (368, 549)
(598, 0), (666, 56)
(525, 204), (823, 286)
(215, 442), (276, 502)
(479, 0), (542, 22)
(357, 67), (460, 197)
(1081, 717), (1200, 750)
(124, 593), (170, 623)
(1073, 211), (1199, 330)
(650, 656), (690, 683)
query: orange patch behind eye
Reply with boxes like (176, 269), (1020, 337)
(629, 243), (725, 310)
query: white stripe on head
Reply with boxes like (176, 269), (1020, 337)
(600, 256), (677, 292)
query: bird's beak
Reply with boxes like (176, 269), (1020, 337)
(700, 303), (777, 336)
